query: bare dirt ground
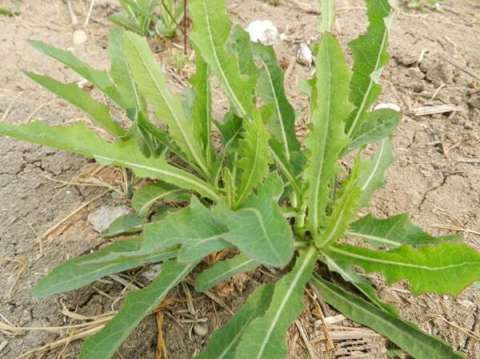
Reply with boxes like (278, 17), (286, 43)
(0, 0), (479, 358)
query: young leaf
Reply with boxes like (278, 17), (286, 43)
(29, 40), (125, 108)
(25, 72), (125, 137)
(312, 276), (464, 359)
(123, 32), (209, 176)
(80, 260), (195, 359)
(132, 182), (186, 216)
(326, 242), (480, 295)
(195, 254), (259, 292)
(344, 109), (400, 154)
(102, 214), (144, 238)
(0, 121), (220, 201)
(109, 28), (138, 110)
(32, 238), (178, 298)
(189, 0), (256, 118)
(142, 197), (229, 256)
(357, 138), (394, 206)
(196, 284), (274, 359)
(219, 175), (294, 268)
(304, 33), (353, 232)
(190, 50), (213, 166)
(233, 247), (317, 359)
(347, 214), (458, 249)
(235, 113), (271, 205)
(347, 0), (392, 136)
(315, 157), (362, 248)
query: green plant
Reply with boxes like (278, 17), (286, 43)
(1, 0), (477, 358)
(111, 0), (184, 38)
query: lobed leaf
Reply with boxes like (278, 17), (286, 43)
(80, 260), (195, 359)
(195, 254), (259, 292)
(233, 248), (317, 358)
(33, 238), (177, 298)
(326, 242), (480, 295)
(304, 33), (353, 232)
(29, 40), (126, 108)
(189, 0), (256, 118)
(323, 254), (399, 316)
(25, 71), (125, 137)
(346, 0), (392, 136)
(312, 276), (464, 359)
(0, 121), (220, 201)
(196, 285), (274, 359)
(235, 113), (271, 205)
(347, 214), (458, 249)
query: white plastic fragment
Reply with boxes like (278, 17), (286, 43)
(296, 43), (314, 67)
(374, 102), (401, 112)
(246, 20), (279, 45)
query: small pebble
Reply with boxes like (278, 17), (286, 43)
(87, 205), (130, 233)
(194, 323), (209, 337)
(246, 20), (279, 45)
(296, 43), (313, 67)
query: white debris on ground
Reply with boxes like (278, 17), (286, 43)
(73, 29), (88, 45)
(87, 205), (130, 233)
(296, 42), (314, 66)
(246, 20), (279, 45)
(374, 103), (402, 112)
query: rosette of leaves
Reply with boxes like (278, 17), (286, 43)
(0, 0), (476, 357)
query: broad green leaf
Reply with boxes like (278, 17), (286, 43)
(323, 254), (398, 316)
(326, 242), (480, 295)
(33, 238), (177, 298)
(346, 0), (392, 136)
(189, 0), (256, 118)
(234, 248), (317, 358)
(132, 182), (186, 216)
(25, 72), (125, 137)
(29, 40), (125, 108)
(304, 33), (353, 232)
(123, 32), (209, 176)
(344, 109), (400, 154)
(0, 121), (220, 201)
(102, 214), (144, 238)
(130, 110), (173, 158)
(196, 284), (274, 359)
(312, 276), (464, 359)
(219, 175), (294, 267)
(195, 254), (259, 292)
(80, 260), (194, 359)
(315, 157), (362, 248)
(143, 197), (229, 256)
(357, 138), (394, 206)
(347, 214), (458, 249)
(190, 50), (213, 166)
(235, 113), (270, 205)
